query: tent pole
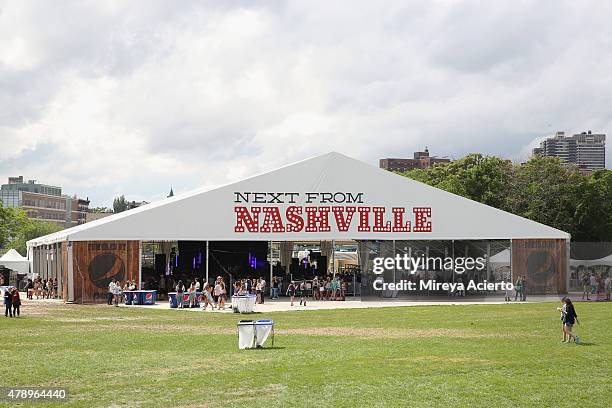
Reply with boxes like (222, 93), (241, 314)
(486, 242), (491, 281)
(205, 241), (209, 284)
(138, 241), (142, 290)
(332, 239), (336, 276)
(269, 241), (273, 291)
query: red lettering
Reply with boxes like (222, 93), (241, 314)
(372, 207), (391, 232)
(286, 206), (304, 232)
(234, 206), (261, 232)
(392, 207), (411, 232)
(331, 206), (356, 232)
(357, 207), (371, 232)
(260, 207), (285, 232)
(305, 206), (331, 232)
(413, 207), (432, 232)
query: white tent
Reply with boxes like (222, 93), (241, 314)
(0, 249), (30, 275)
(489, 249), (510, 266)
(570, 254), (612, 267)
(27, 152), (569, 247)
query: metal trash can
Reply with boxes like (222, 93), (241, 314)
(237, 319), (274, 349)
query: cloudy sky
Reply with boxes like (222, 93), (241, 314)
(1, 0), (611, 207)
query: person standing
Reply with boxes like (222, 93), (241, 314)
(514, 276), (523, 301)
(26, 279), (34, 300)
(589, 273), (598, 297)
(175, 280), (185, 309)
(605, 275), (611, 301)
(286, 281), (296, 306)
(255, 279), (262, 304)
(312, 277), (320, 301)
(271, 277), (279, 300)
(107, 280), (115, 305)
(580, 272), (590, 300)
(11, 288), (21, 317)
(4, 287), (13, 317)
(299, 281), (307, 306)
(188, 281), (197, 308)
(260, 278), (266, 304)
(218, 280), (227, 310)
(521, 276), (527, 301)
(113, 280), (122, 307)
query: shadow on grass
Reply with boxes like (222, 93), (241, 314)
(240, 346), (286, 351)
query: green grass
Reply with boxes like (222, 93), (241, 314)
(1, 301), (610, 407)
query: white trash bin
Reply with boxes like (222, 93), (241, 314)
(232, 294), (257, 313)
(237, 320), (256, 349)
(237, 319), (274, 349)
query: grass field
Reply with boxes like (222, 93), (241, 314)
(1, 301), (610, 407)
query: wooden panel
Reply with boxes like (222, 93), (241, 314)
(512, 239), (567, 294)
(71, 241), (139, 303)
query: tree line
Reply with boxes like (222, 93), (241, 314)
(401, 154), (612, 242)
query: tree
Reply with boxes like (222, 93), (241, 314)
(403, 154), (514, 209)
(572, 170), (612, 241)
(9, 218), (62, 256)
(508, 156), (584, 236)
(0, 201), (62, 256)
(113, 195), (128, 213)
(400, 153), (612, 241)
(89, 206), (112, 213)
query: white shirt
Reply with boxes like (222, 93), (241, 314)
(195, 281), (201, 291)
(108, 281), (116, 293)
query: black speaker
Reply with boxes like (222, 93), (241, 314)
(154, 254), (166, 275)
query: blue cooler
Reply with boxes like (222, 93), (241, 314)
(143, 290), (157, 305)
(169, 292), (178, 308)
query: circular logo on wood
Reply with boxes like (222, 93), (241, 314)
(527, 251), (556, 284)
(89, 253), (125, 288)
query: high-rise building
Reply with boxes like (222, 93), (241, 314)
(379, 148), (450, 172)
(0, 176), (89, 228)
(533, 131), (606, 171)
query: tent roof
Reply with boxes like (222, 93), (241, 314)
(0, 248), (29, 262)
(27, 152), (569, 246)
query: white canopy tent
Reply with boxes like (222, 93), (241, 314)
(0, 249), (30, 275)
(27, 152), (569, 247)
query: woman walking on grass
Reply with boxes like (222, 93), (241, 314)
(558, 297), (580, 344)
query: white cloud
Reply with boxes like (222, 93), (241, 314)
(0, 0), (610, 206)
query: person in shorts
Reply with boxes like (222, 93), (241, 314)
(560, 297), (580, 344)
(299, 281), (307, 306)
(286, 281), (296, 306)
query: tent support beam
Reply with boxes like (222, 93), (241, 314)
(205, 241), (209, 284)
(138, 241), (142, 290)
(269, 241), (273, 293)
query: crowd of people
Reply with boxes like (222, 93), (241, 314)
(24, 277), (58, 300)
(579, 272), (611, 301)
(106, 279), (138, 306)
(283, 275), (348, 306)
(174, 276), (228, 310)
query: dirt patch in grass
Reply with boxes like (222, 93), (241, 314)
(276, 327), (502, 338)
